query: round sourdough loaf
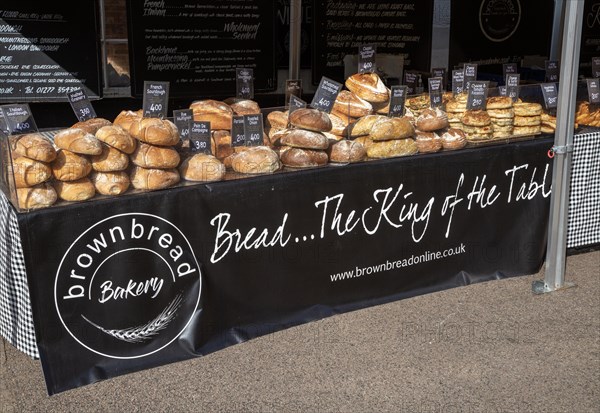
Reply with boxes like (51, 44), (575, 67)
(11, 133), (56, 162)
(440, 128), (467, 150)
(328, 139), (367, 163)
(51, 150), (92, 181)
(95, 125), (137, 154)
(370, 116), (415, 140)
(130, 141), (180, 169)
(11, 156), (52, 188)
(345, 73), (389, 103)
(230, 146), (280, 174)
(366, 138), (418, 158)
(332, 90), (373, 118)
(91, 171), (130, 196)
(113, 110), (142, 132)
(190, 99), (234, 130)
(416, 108), (449, 131)
(129, 118), (180, 146)
(17, 183), (57, 209)
(289, 108), (332, 132)
(280, 129), (329, 150)
(71, 118), (112, 135)
(130, 166), (180, 190)
(54, 128), (103, 155)
(54, 178), (95, 201)
(179, 153), (226, 182)
(91, 144), (129, 171)
(415, 131), (442, 153)
(280, 147), (328, 168)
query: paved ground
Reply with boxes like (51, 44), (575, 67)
(1, 250), (598, 413)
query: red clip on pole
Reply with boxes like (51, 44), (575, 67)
(547, 148), (555, 158)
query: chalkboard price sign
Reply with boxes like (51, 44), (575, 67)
(358, 44), (377, 74)
(463, 63), (478, 91)
(285, 80), (302, 105)
(67, 89), (97, 122)
(388, 85), (407, 117)
(452, 69), (465, 95)
(231, 116), (246, 148)
(190, 121), (212, 154)
(593, 57), (600, 78)
(428, 77), (443, 108)
(586, 79), (600, 104)
(311, 77), (342, 113)
(431, 68), (447, 90)
(545, 60), (559, 83)
(502, 63), (518, 82)
(173, 109), (193, 140)
(404, 71), (418, 95)
(288, 95), (307, 117)
(506, 74), (520, 101)
(244, 114), (264, 146)
(142, 81), (170, 118)
(1, 104), (38, 135)
(236, 68), (254, 99)
(540, 83), (558, 109)
(466, 81), (489, 111)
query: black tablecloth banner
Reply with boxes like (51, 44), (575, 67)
(19, 138), (553, 394)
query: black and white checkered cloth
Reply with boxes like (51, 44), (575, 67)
(567, 129), (600, 248)
(0, 192), (38, 359)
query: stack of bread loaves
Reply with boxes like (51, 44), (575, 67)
(278, 108), (332, 168)
(414, 107), (449, 153)
(189, 99), (234, 162)
(445, 94), (468, 131)
(460, 110), (493, 141)
(486, 96), (514, 139)
(10, 133), (58, 209)
(512, 102), (542, 137)
(352, 114), (418, 159)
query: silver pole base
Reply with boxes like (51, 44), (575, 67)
(532, 280), (576, 295)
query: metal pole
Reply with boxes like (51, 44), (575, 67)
(98, 0), (109, 92)
(533, 0), (584, 294)
(550, 0), (565, 61)
(288, 0), (302, 80)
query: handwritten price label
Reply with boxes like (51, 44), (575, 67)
(388, 85), (407, 117)
(243, 114), (264, 146)
(586, 78), (600, 104)
(311, 77), (342, 113)
(236, 68), (254, 99)
(0, 103), (38, 135)
(67, 88), (96, 122)
(173, 109), (193, 142)
(190, 121), (212, 154)
(540, 83), (559, 109)
(231, 116), (245, 147)
(143, 81), (169, 118)
(466, 81), (489, 111)
(358, 44), (376, 74)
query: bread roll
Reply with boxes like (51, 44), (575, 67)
(54, 128), (103, 155)
(230, 146), (281, 174)
(71, 118), (112, 135)
(416, 108), (449, 132)
(349, 115), (386, 137)
(130, 142), (181, 169)
(91, 171), (130, 196)
(17, 183), (57, 209)
(11, 133), (56, 162)
(366, 138), (418, 159)
(266, 110), (289, 129)
(51, 150), (92, 181)
(328, 140), (367, 163)
(288, 108), (332, 132)
(440, 128), (467, 150)
(11, 156), (52, 188)
(332, 90), (373, 118)
(54, 178), (96, 201)
(280, 147), (328, 168)
(91, 144), (129, 172)
(190, 99), (234, 130)
(130, 166), (180, 190)
(370, 117), (415, 141)
(345, 73), (389, 103)
(113, 110), (142, 132)
(224, 98), (261, 115)
(180, 153), (226, 182)
(415, 131), (442, 153)
(129, 118), (180, 146)
(95, 125), (137, 154)
(280, 129), (329, 150)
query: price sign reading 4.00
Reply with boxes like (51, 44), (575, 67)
(243, 114), (264, 146)
(388, 85), (407, 117)
(173, 109), (193, 141)
(142, 81), (170, 118)
(67, 88), (97, 122)
(1, 104), (38, 135)
(236, 68), (254, 100)
(311, 77), (342, 113)
(358, 44), (377, 74)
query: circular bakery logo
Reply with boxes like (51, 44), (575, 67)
(54, 213), (201, 359)
(479, 0), (521, 42)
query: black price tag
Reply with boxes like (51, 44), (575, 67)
(173, 109), (193, 141)
(587, 79), (600, 104)
(243, 114), (264, 146)
(285, 79), (302, 106)
(288, 95), (307, 117)
(506, 74), (520, 101)
(358, 44), (377, 74)
(502, 63), (518, 83)
(388, 85), (407, 117)
(431, 68), (447, 90)
(404, 71), (418, 95)
(190, 121), (212, 154)
(452, 69), (465, 95)
(142, 81), (169, 118)
(593, 57), (600, 78)
(498, 86), (507, 96)
(466, 81), (489, 111)
(1, 104), (38, 135)
(428, 77), (443, 108)
(231, 116), (246, 147)
(236, 68), (254, 99)
(67, 88), (96, 122)
(545, 60), (559, 82)
(540, 83), (558, 109)
(463, 63), (478, 91)
(311, 77), (342, 113)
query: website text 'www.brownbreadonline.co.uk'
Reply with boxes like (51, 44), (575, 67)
(330, 243), (466, 282)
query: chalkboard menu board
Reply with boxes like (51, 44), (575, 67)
(127, 0), (277, 98)
(0, 2), (101, 101)
(312, 1), (433, 84)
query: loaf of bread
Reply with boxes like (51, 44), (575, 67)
(190, 99), (234, 130)
(280, 147), (328, 168)
(332, 90), (373, 118)
(370, 117), (415, 140)
(130, 142), (181, 169)
(130, 166), (180, 190)
(91, 144), (129, 172)
(11, 133), (57, 162)
(17, 183), (57, 209)
(440, 128), (467, 150)
(266, 110), (289, 129)
(289, 108), (332, 132)
(415, 131), (443, 153)
(90, 171), (130, 196)
(328, 140), (367, 163)
(345, 73), (390, 103)
(328, 112), (350, 136)
(71, 118), (112, 135)
(224, 98), (261, 115)
(11, 156), (52, 188)
(51, 150), (92, 181)
(113, 110), (142, 132)
(54, 128), (103, 155)
(230, 146), (281, 174)
(95, 125), (137, 154)
(280, 129), (329, 150)
(179, 153), (226, 182)
(129, 118), (180, 146)
(54, 178), (96, 201)
(366, 138), (418, 159)
(349, 115), (386, 137)
(416, 108), (449, 132)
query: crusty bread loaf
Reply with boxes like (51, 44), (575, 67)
(51, 150), (92, 181)
(349, 115), (386, 137)
(17, 183), (57, 209)
(328, 140), (367, 163)
(280, 129), (329, 150)
(54, 128), (103, 155)
(113, 110), (142, 132)
(269, 128), (291, 146)
(288, 108), (332, 132)
(230, 146), (281, 174)
(130, 166), (180, 190)
(224, 98), (261, 115)
(328, 112), (350, 136)
(280, 147), (328, 168)
(440, 128), (467, 150)
(54, 178), (96, 201)
(90, 144), (129, 172)
(266, 110), (289, 129)
(11, 133), (57, 162)
(11, 156), (52, 188)
(366, 138), (418, 159)
(332, 90), (373, 118)
(190, 99), (234, 130)
(370, 117), (415, 140)
(212, 130), (234, 160)
(130, 142), (181, 169)
(95, 125), (137, 154)
(416, 108), (449, 132)
(415, 131), (443, 153)
(345, 73), (390, 103)
(90, 171), (130, 196)
(71, 118), (112, 135)
(129, 118), (180, 146)
(179, 153), (226, 182)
